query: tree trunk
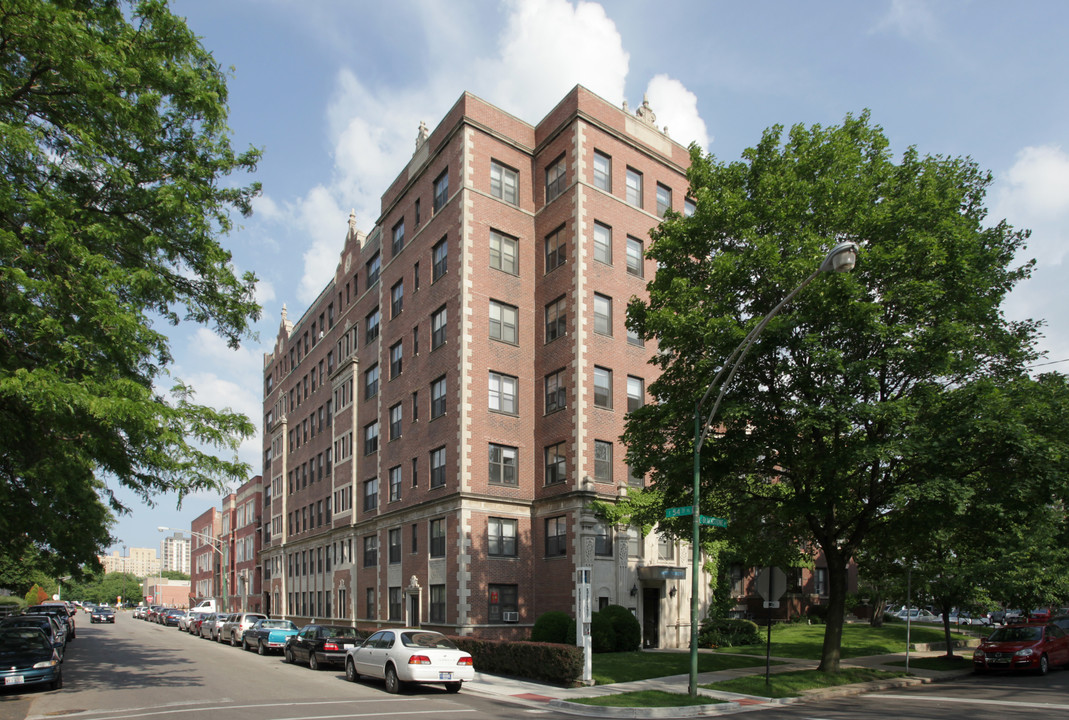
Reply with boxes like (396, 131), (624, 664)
(869, 598), (886, 628)
(817, 550), (850, 673)
(940, 601), (955, 658)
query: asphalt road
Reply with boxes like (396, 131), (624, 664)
(0, 613), (572, 720)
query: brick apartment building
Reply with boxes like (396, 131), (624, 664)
(189, 476), (264, 612)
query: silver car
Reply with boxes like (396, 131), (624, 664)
(199, 612), (229, 640)
(219, 612), (267, 646)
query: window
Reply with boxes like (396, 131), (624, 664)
(815, 567), (828, 596)
(389, 403), (402, 441)
(593, 150), (611, 191)
(389, 342), (403, 380)
(366, 587), (376, 619)
(363, 478), (378, 511)
(545, 296), (566, 343)
(489, 300), (518, 344)
(430, 584), (445, 623)
(432, 237), (448, 281)
(656, 183), (672, 217)
(628, 463), (645, 488)
(594, 440), (612, 482)
(545, 516), (567, 556)
(429, 446), (447, 488)
(625, 167), (643, 208)
(430, 376), (446, 419)
(390, 280), (404, 318)
(412, 325), (419, 356)
(544, 441), (566, 484)
(392, 219), (405, 256)
(545, 154), (566, 202)
(488, 517), (517, 557)
(363, 535), (378, 567)
(364, 364), (379, 399)
(627, 376), (645, 413)
(594, 522), (613, 557)
(593, 293), (612, 336)
(489, 230), (518, 275)
(545, 369), (566, 413)
(627, 325), (644, 347)
(657, 533), (675, 562)
(626, 236), (644, 277)
(365, 308), (380, 343)
(488, 443), (518, 486)
(413, 261), (420, 291)
(433, 169), (448, 213)
(388, 528), (401, 564)
(594, 366), (612, 409)
(545, 226), (566, 272)
(431, 305), (447, 349)
(490, 161), (518, 205)
(489, 584), (518, 623)
(627, 526), (642, 558)
(488, 372), (518, 415)
(593, 222), (612, 265)
(363, 422), (379, 455)
(684, 196), (697, 217)
(367, 252), (381, 287)
(430, 518), (446, 557)
(389, 465), (402, 501)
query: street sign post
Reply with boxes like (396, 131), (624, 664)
(755, 566), (788, 686)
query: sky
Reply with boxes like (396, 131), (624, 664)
(108, 0), (1069, 555)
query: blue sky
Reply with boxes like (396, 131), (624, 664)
(109, 0), (1069, 555)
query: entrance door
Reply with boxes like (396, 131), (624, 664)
(407, 592), (420, 627)
(642, 587), (661, 648)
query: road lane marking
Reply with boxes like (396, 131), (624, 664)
(28, 698), (421, 720)
(866, 693), (1069, 711)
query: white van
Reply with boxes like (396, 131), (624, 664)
(190, 598), (218, 614)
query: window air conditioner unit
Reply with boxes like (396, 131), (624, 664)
(502, 612), (519, 623)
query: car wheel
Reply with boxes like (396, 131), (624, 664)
(384, 665), (402, 694)
(284, 647), (294, 664)
(230, 632), (238, 647)
(445, 682), (462, 693)
(345, 658), (359, 683)
(50, 671), (63, 691)
(258, 639), (266, 656)
(309, 652), (320, 671)
(242, 636), (250, 651)
(1038, 654), (1050, 675)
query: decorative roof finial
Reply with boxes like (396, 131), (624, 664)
(636, 94), (656, 126)
(415, 120), (429, 151)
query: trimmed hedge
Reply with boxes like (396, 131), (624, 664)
(698, 617), (761, 648)
(530, 610), (576, 645)
(597, 604), (642, 652)
(449, 635), (583, 686)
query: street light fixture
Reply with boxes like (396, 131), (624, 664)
(158, 526), (227, 612)
(686, 240), (859, 696)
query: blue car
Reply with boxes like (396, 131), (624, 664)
(242, 619), (299, 655)
(0, 627), (62, 691)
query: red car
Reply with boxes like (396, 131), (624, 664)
(973, 623), (1069, 674)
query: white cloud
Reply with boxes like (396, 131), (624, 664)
(992, 145), (1069, 267)
(255, 278), (276, 306)
(873, 0), (938, 41)
(645, 74), (710, 151)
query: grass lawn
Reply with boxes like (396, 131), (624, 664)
(884, 654), (974, 672)
(591, 651), (771, 685)
(714, 622), (970, 660)
(573, 690), (725, 708)
(704, 668), (904, 698)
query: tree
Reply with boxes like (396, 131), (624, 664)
(623, 112), (1040, 672)
(161, 570), (190, 581)
(0, 0), (261, 575)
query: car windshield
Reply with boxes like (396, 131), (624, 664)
(0, 629), (51, 652)
(401, 631), (458, 649)
(988, 626), (1042, 642)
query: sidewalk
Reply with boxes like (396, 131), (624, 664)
(464, 649), (975, 717)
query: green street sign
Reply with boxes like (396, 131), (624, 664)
(665, 506), (694, 518)
(699, 515), (728, 527)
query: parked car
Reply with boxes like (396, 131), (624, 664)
(162, 609), (186, 627)
(132, 606), (146, 620)
(974, 623), (1069, 674)
(219, 612), (267, 646)
(284, 624), (363, 670)
(0, 616), (66, 659)
(187, 613), (208, 636)
(24, 605), (75, 640)
(199, 613), (228, 640)
(242, 619), (299, 655)
(345, 628), (474, 694)
(1051, 615), (1069, 632)
(1030, 608), (1052, 622)
(90, 606), (116, 624)
(178, 610), (206, 632)
(895, 608), (939, 623)
(0, 627), (62, 690)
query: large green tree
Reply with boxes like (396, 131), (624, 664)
(0, 0), (261, 575)
(623, 112), (1040, 672)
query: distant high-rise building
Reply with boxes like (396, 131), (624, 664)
(161, 532), (191, 574)
(97, 547), (160, 578)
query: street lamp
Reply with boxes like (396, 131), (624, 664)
(158, 526), (227, 612)
(686, 240), (859, 696)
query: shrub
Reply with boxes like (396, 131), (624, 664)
(698, 617), (761, 647)
(598, 604), (641, 652)
(530, 611), (576, 645)
(807, 604), (830, 623)
(590, 611), (616, 653)
(449, 636), (583, 685)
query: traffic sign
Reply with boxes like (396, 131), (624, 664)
(699, 515), (728, 527)
(665, 506), (694, 518)
(755, 567), (787, 602)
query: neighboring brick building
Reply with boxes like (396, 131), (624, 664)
(260, 86), (709, 647)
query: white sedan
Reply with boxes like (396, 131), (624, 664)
(345, 628), (474, 693)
